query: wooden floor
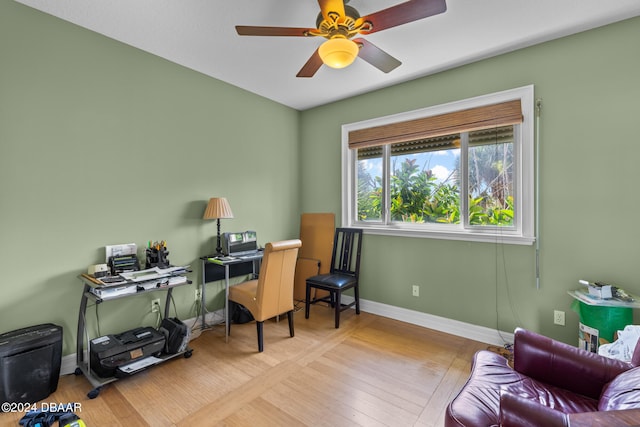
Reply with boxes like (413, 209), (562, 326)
(0, 305), (489, 427)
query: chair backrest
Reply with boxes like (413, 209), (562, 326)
(254, 239), (302, 321)
(294, 213), (335, 301)
(298, 213), (335, 274)
(329, 228), (363, 278)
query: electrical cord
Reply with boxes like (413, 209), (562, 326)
(94, 303), (101, 337)
(489, 124), (527, 346)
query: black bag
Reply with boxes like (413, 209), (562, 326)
(230, 301), (254, 324)
(158, 318), (189, 354)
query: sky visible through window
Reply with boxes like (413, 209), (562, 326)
(361, 149), (461, 185)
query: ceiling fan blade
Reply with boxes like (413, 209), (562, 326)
(353, 38), (401, 73)
(318, 0), (346, 22)
(296, 49), (323, 78)
(236, 26), (314, 37)
(356, 0), (447, 35)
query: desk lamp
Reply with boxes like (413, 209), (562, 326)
(203, 197), (234, 255)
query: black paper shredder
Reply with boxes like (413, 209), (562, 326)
(0, 323), (63, 406)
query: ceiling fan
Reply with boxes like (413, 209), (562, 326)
(236, 0), (447, 77)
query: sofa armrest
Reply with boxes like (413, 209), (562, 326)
(513, 328), (632, 399)
(500, 393), (569, 427)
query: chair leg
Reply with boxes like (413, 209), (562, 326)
(305, 283), (311, 319)
(354, 284), (360, 315)
(227, 304), (232, 335)
(256, 321), (264, 352)
(287, 310), (294, 337)
(334, 291), (341, 329)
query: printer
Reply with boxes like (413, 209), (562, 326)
(221, 231), (258, 256)
(89, 327), (165, 378)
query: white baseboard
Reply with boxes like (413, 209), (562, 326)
(189, 299), (514, 346)
(60, 303), (512, 376)
(355, 297), (514, 347)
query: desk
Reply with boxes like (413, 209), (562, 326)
(200, 252), (263, 340)
(76, 270), (192, 398)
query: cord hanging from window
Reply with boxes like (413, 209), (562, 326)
(535, 98), (542, 289)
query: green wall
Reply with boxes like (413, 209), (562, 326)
(2, 0), (639, 355)
(300, 15), (640, 345)
(0, 1), (300, 354)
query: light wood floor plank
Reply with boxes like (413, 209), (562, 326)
(220, 397), (305, 427)
(0, 305), (492, 426)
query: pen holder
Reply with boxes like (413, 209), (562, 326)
(146, 247), (170, 269)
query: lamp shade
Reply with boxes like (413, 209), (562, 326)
(318, 37), (359, 69)
(203, 197), (234, 219)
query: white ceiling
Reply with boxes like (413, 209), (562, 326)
(15, 0), (640, 110)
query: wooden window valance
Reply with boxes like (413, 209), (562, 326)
(348, 99), (523, 150)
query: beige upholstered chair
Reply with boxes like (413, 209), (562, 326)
(228, 239), (302, 352)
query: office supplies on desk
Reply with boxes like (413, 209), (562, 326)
(87, 263), (109, 278)
(222, 230), (258, 256)
(105, 243), (137, 261)
(89, 284), (137, 298)
(105, 243), (140, 274)
(98, 275), (127, 285)
(133, 275), (189, 291)
(84, 266), (190, 297)
(146, 240), (170, 268)
(108, 254), (140, 274)
(119, 265), (190, 282)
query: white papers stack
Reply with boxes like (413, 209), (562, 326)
(90, 285), (137, 298)
(119, 266), (190, 282)
(117, 356), (162, 374)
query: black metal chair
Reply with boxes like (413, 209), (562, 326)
(304, 228), (363, 328)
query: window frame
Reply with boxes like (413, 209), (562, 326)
(341, 85), (535, 245)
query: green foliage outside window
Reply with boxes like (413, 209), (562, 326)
(357, 143), (514, 226)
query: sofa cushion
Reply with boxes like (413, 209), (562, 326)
(503, 376), (598, 414)
(446, 351), (598, 427)
(599, 366), (640, 411)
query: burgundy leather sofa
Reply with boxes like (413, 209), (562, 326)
(445, 328), (640, 426)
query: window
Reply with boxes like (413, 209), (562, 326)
(342, 86), (535, 244)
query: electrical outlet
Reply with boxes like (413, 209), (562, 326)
(412, 285), (420, 297)
(151, 298), (161, 313)
(195, 287), (202, 301)
(553, 310), (565, 326)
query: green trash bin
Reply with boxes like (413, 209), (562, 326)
(571, 300), (633, 352)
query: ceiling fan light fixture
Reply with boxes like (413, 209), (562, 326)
(318, 37), (359, 69)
